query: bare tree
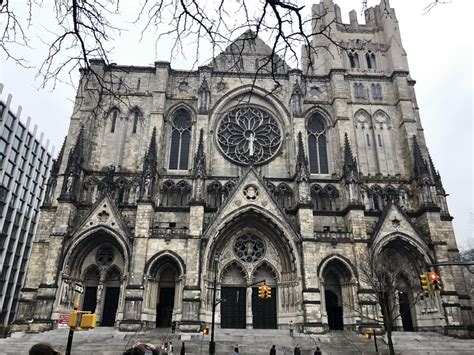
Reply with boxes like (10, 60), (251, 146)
(353, 251), (425, 355)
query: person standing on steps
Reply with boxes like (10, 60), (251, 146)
(270, 344), (276, 355)
(171, 321), (176, 334)
(289, 320), (294, 337)
(233, 345), (240, 355)
(294, 344), (301, 355)
(180, 342), (186, 355)
(313, 346), (322, 355)
(168, 341), (174, 355)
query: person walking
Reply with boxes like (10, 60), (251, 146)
(168, 341), (174, 355)
(270, 344), (276, 355)
(294, 344), (301, 355)
(171, 321), (176, 334)
(313, 346), (322, 355)
(180, 342), (186, 355)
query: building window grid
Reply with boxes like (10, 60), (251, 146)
(0, 114), (51, 316)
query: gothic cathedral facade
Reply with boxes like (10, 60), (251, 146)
(13, 0), (472, 336)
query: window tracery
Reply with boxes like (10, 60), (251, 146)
(160, 180), (191, 207)
(234, 233), (265, 263)
(216, 106), (282, 165)
(307, 113), (329, 174)
(169, 109), (192, 170)
(207, 181), (223, 209)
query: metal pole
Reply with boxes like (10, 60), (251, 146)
(373, 330), (378, 353)
(209, 254), (218, 355)
(65, 293), (80, 355)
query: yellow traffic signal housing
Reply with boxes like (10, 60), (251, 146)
(203, 327), (209, 335)
(80, 313), (96, 329)
(419, 273), (430, 291)
(429, 272), (442, 291)
(258, 285), (265, 299)
(68, 311), (79, 329)
(68, 310), (96, 330)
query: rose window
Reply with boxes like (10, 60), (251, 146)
(217, 106), (282, 165)
(234, 233), (265, 263)
(96, 245), (114, 266)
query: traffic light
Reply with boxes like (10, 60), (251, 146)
(429, 272), (442, 291)
(419, 273), (430, 291)
(68, 311), (96, 330)
(203, 327), (209, 335)
(258, 284), (272, 299)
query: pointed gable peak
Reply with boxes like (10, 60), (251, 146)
(210, 30), (291, 71)
(71, 194), (132, 239)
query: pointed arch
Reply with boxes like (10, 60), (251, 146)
(207, 181), (223, 209)
(145, 250), (186, 278)
(219, 260), (247, 283)
(107, 107), (120, 133)
(168, 108), (192, 170)
(306, 110), (330, 174)
(129, 107), (143, 134)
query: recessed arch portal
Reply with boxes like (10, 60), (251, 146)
(145, 252), (185, 328)
(204, 207), (301, 329)
(58, 228), (128, 327)
(319, 256), (356, 331)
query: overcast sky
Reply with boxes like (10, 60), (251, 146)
(0, 0), (472, 249)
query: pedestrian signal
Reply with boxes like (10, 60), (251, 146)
(429, 272), (442, 291)
(203, 327), (209, 335)
(419, 273), (430, 291)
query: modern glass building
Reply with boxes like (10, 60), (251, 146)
(0, 84), (54, 331)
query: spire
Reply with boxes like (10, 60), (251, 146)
(193, 128), (206, 179)
(143, 127), (157, 173)
(52, 136), (67, 175)
(343, 133), (358, 177)
(427, 150), (445, 194)
(412, 135), (430, 180)
(66, 126), (84, 174)
(139, 128), (158, 202)
(295, 132), (310, 182)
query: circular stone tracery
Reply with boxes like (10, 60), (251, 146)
(217, 106), (282, 165)
(234, 233), (265, 263)
(96, 245), (114, 266)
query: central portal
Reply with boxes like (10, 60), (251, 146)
(221, 287), (246, 328)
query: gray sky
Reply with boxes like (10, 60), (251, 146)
(0, 0), (472, 249)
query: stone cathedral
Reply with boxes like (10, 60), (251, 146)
(13, 0), (472, 336)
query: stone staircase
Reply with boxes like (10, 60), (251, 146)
(0, 328), (473, 355)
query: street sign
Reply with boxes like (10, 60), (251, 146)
(58, 313), (70, 328)
(74, 283), (84, 294)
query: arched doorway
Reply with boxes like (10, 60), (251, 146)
(252, 263), (277, 329)
(146, 256), (181, 328)
(57, 231), (127, 327)
(221, 263), (247, 329)
(324, 272), (343, 330)
(101, 266), (121, 326)
(82, 265), (100, 313)
(321, 258), (355, 331)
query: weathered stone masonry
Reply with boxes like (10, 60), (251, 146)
(12, 0), (472, 337)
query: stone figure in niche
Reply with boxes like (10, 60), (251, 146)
(143, 173), (152, 198)
(65, 175), (74, 193)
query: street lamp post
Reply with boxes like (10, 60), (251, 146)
(209, 252), (219, 355)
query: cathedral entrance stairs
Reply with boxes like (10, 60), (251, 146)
(1, 328), (474, 354)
